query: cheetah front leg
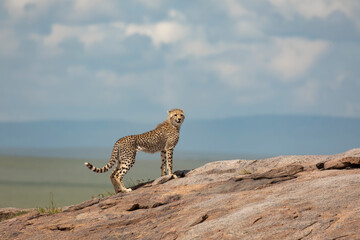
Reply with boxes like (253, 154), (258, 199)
(165, 148), (177, 178)
(161, 150), (167, 176)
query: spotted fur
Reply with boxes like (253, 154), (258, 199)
(85, 109), (185, 193)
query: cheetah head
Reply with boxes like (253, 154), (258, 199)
(167, 109), (185, 126)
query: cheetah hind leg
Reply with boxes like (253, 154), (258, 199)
(113, 161), (134, 193)
(112, 170), (132, 193)
(110, 163), (121, 193)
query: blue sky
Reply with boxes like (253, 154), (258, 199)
(1, 0), (360, 122)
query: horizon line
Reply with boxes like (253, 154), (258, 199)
(0, 113), (359, 124)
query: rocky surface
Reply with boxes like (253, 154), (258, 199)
(1, 149), (360, 240)
(0, 208), (32, 222)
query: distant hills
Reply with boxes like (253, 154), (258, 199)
(0, 115), (359, 158)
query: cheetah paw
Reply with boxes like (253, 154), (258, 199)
(122, 188), (132, 193)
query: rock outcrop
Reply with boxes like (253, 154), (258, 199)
(0, 208), (32, 222)
(1, 149), (360, 240)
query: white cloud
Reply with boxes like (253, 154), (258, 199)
(269, 0), (360, 26)
(74, 0), (105, 12)
(44, 24), (104, 47)
(213, 62), (240, 80)
(220, 1), (262, 39)
(268, 37), (329, 81)
(72, 0), (119, 19)
(135, 0), (165, 9)
(235, 21), (263, 38)
(270, 0), (338, 19)
(222, 0), (253, 18)
(125, 21), (189, 47)
(42, 24), (74, 47)
(175, 41), (231, 59)
(67, 66), (134, 88)
(33, 19), (189, 52)
(65, 66), (140, 105)
(168, 9), (186, 21)
(78, 25), (106, 47)
(2, 0), (360, 121)
(4, 0), (120, 24)
(177, 37), (328, 85)
(35, 23), (108, 51)
(3, 0), (51, 19)
(212, 61), (274, 105)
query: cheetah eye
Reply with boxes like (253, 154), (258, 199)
(180, 114), (183, 117)
(174, 114), (177, 117)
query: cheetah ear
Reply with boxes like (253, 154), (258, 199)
(167, 110), (171, 115)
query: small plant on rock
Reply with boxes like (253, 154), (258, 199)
(36, 192), (62, 215)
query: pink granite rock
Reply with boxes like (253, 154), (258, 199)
(1, 149), (359, 240)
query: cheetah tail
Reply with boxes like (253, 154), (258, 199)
(84, 140), (120, 173)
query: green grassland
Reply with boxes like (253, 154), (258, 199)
(0, 155), (207, 209)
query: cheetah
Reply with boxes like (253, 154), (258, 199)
(85, 109), (185, 193)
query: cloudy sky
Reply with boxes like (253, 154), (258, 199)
(1, 0), (360, 122)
